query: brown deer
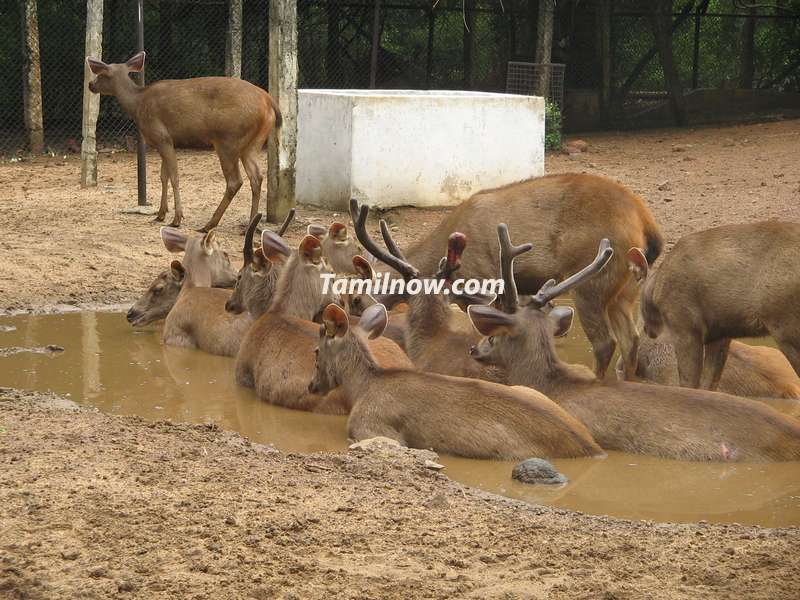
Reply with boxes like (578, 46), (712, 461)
(355, 173), (664, 380)
(467, 224), (800, 462)
(127, 228), (238, 327)
(159, 227), (252, 357)
(87, 51), (280, 230)
(234, 232), (410, 414)
(629, 222), (800, 390)
(321, 222), (363, 274)
(617, 333), (800, 400)
(309, 303), (603, 460)
(349, 199), (500, 380)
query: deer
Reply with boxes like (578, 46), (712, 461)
(321, 222), (363, 274)
(629, 221), (800, 391)
(348, 199), (501, 381)
(86, 51), (280, 231)
(234, 231), (411, 414)
(466, 224), (800, 462)
(127, 227), (238, 327)
(309, 302), (603, 460)
(617, 332), (800, 401)
(355, 173), (664, 380)
(158, 226), (253, 357)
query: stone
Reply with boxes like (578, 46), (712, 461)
(512, 458), (568, 485)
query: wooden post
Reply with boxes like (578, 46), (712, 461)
(267, 0), (298, 223)
(369, 0), (382, 88)
(534, 0), (554, 98)
(20, 0), (44, 154)
(225, 0), (243, 78)
(81, 0), (104, 187)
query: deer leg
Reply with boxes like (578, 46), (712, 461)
(200, 147), (243, 232)
(157, 144), (183, 228)
(154, 159), (170, 222)
(673, 330), (704, 388)
(607, 286), (640, 381)
(700, 338), (731, 391)
(574, 292), (616, 380)
(241, 149), (263, 224)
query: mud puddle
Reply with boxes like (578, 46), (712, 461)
(2, 311), (800, 527)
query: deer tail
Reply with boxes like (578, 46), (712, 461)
(640, 213), (664, 266)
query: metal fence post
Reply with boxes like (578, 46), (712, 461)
(136, 0), (147, 206)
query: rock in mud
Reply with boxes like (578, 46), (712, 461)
(512, 458), (568, 485)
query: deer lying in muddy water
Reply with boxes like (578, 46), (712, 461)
(87, 51), (280, 230)
(630, 221), (800, 390)
(309, 302), (603, 460)
(363, 174), (664, 380)
(349, 199), (500, 381)
(618, 333), (800, 401)
(467, 224), (800, 462)
(234, 231), (410, 414)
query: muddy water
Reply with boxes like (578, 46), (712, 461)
(2, 311), (800, 527)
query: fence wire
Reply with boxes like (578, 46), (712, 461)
(2, 0), (799, 157)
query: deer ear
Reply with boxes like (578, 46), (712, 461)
(549, 306), (574, 337)
(329, 222), (348, 241)
(307, 223), (327, 240)
(352, 255), (374, 279)
(161, 227), (188, 253)
(261, 230), (291, 262)
(467, 305), (516, 336)
(299, 236), (322, 264)
(126, 51), (146, 72)
(358, 303), (388, 339)
(87, 57), (109, 74)
(169, 260), (186, 282)
(627, 247), (649, 283)
(322, 303), (349, 338)
(201, 229), (217, 256)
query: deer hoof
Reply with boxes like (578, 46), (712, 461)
(153, 214), (166, 223)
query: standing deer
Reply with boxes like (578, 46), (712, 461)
(234, 232), (410, 414)
(87, 51), (281, 230)
(358, 173), (664, 380)
(617, 333), (800, 401)
(467, 224), (800, 462)
(349, 199), (500, 380)
(309, 302), (603, 460)
(127, 228), (237, 327)
(630, 222), (800, 390)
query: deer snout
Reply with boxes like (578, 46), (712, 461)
(308, 380), (319, 394)
(126, 307), (141, 324)
(469, 344), (478, 356)
(225, 297), (243, 314)
(88, 80), (98, 94)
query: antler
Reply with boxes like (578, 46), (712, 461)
(497, 223), (533, 313)
(379, 220), (407, 261)
(529, 239), (614, 308)
(278, 207), (295, 237)
(243, 213), (263, 265)
(349, 198), (418, 280)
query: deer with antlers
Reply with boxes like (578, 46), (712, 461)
(467, 224), (800, 462)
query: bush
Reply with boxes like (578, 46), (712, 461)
(545, 101), (562, 151)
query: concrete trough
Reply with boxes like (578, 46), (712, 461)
(295, 89), (545, 211)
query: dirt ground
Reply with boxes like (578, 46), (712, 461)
(2, 389), (799, 600)
(1, 119), (798, 311)
(1, 121), (800, 598)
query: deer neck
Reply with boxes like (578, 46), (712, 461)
(111, 76), (144, 118)
(506, 335), (596, 397)
(336, 333), (381, 397)
(181, 256), (213, 289)
(268, 255), (321, 320)
(404, 291), (451, 356)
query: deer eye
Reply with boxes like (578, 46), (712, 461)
(153, 286), (163, 296)
(488, 336), (495, 344)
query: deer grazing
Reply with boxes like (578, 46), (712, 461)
(467, 224), (800, 462)
(234, 231), (410, 414)
(363, 174), (664, 380)
(348, 199), (500, 381)
(87, 51), (280, 230)
(309, 302), (603, 460)
(127, 228), (238, 327)
(159, 227), (252, 357)
(618, 334), (800, 400)
(630, 221), (800, 390)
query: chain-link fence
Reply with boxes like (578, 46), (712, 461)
(2, 0), (799, 157)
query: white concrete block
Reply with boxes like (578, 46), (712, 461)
(296, 90), (544, 211)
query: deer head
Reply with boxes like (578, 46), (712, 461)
(87, 51), (145, 96)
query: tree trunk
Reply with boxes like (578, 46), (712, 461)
(534, 0), (554, 98)
(267, 0), (298, 222)
(20, 0), (44, 154)
(225, 0), (243, 78)
(648, 0), (687, 126)
(81, 0), (104, 187)
(738, 6), (757, 89)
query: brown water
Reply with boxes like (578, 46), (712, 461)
(2, 311), (800, 527)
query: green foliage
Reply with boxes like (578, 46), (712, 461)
(545, 101), (562, 151)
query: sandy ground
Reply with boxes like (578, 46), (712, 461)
(2, 389), (799, 600)
(1, 119), (798, 311)
(1, 121), (800, 598)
